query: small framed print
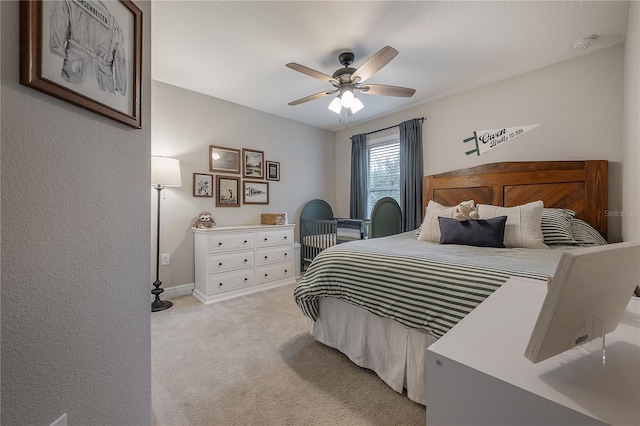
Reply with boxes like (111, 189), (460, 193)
(266, 161), (280, 181)
(216, 175), (240, 207)
(193, 173), (213, 197)
(242, 148), (264, 179)
(210, 145), (240, 174)
(243, 180), (269, 205)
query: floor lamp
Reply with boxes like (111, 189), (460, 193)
(151, 156), (182, 312)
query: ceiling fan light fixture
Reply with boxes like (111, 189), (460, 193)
(341, 89), (355, 108)
(328, 97), (342, 114)
(350, 97), (364, 114)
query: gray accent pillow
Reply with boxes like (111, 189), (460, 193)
(438, 216), (507, 248)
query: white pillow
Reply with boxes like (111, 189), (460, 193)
(417, 200), (461, 242)
(477, 201), (548, 249)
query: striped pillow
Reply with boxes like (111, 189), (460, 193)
(571, 218), (608, 246)
(541, 208), (578, 245)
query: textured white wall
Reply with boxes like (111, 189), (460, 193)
(623, 2), (640, 242)
(151, 81), (334, 289)
(1, 1), (152, 424)
(334, 45), (625, 242)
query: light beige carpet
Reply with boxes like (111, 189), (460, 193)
(151, 283), (425, 425)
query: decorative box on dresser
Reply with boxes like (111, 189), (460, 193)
(193, 224), (296, 304)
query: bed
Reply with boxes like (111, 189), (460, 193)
(294, 160), (608, 405)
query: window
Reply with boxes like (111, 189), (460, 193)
(367, 138), (400, 218)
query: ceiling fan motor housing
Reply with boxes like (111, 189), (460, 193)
(331, 52), (357, 83)
(332, 67), (356, 82)
(338, 51), (355, 67)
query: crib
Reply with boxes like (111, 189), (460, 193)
(299, 199), (370, 270)
(300, 199), (337, 270)
(299, 197), (407, 270)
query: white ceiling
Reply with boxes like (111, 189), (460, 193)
(152, 1), (629, 132)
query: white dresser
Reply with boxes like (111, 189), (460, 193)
(193, 224), (296, 304)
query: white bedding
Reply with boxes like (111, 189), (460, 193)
(311, 297), (436, 405)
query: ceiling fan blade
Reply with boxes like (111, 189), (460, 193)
(286, 63), (338, 85)
(359, 84), (416, 97)
(351, 46), (398, 83)
(288, 90), (336, 106)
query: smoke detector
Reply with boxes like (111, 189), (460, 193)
(572, 35), (598, 50)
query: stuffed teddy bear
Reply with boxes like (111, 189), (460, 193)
(192, 212), (216, 229)
(454, 200), (480, 221)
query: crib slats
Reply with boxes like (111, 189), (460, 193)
(301, 219), (337, 268)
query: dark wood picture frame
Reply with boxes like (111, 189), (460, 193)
(209, 145), (240, 174)
(193, 173), (213, 197)
(20, 0), (143, 128)
(216, 175), (240, 207)
(242, 148), (265, 179)
(266, 160), (280, 181)
(243, 180), (269, 205)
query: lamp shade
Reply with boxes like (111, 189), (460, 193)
(151, 156), (182, 187)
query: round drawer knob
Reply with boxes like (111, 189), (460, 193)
(244, 240), (248, 244)
(218, 283), (223, 287)
(285, 270), (288, 274)
(244, 277), (248, 281)
(218, 262), (223, 267)
(284, 253), (288, 257)
(218, 242), (223, 247)
(264, 238), (268, 242)
(284, 236), (288, 240)
(264, 256), (268, 260)
(244, 259), (248, 263)
(264, 273), (268, 278)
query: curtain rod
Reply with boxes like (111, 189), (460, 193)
(350, 117), (424, 139)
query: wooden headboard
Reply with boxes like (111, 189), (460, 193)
(423, 160), (608, 239)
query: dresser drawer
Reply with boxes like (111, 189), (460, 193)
(256, 228), (293, 247)
(207, 269), (254, 294)
(255, 261), (294, 284)
(207, 233), (255, 253)
(207, 250), (254, 273)
(256, 246), (293, 265)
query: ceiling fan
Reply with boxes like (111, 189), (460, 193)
(286, 46), (416, 114)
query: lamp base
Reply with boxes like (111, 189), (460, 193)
(151, 299), (173, 312)
(151, 279), (173, 312)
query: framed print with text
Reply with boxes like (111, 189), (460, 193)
(243, 180), (269, 205)
(266, 161), (280, 181)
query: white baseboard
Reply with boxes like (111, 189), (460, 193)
(151, 283), (194, 302)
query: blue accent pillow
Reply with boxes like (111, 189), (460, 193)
(438, 216), (507, 248)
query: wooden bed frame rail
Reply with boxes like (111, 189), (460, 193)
(423, 160), (608, 240)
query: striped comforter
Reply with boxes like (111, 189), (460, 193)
(294, 232), (566, 338)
